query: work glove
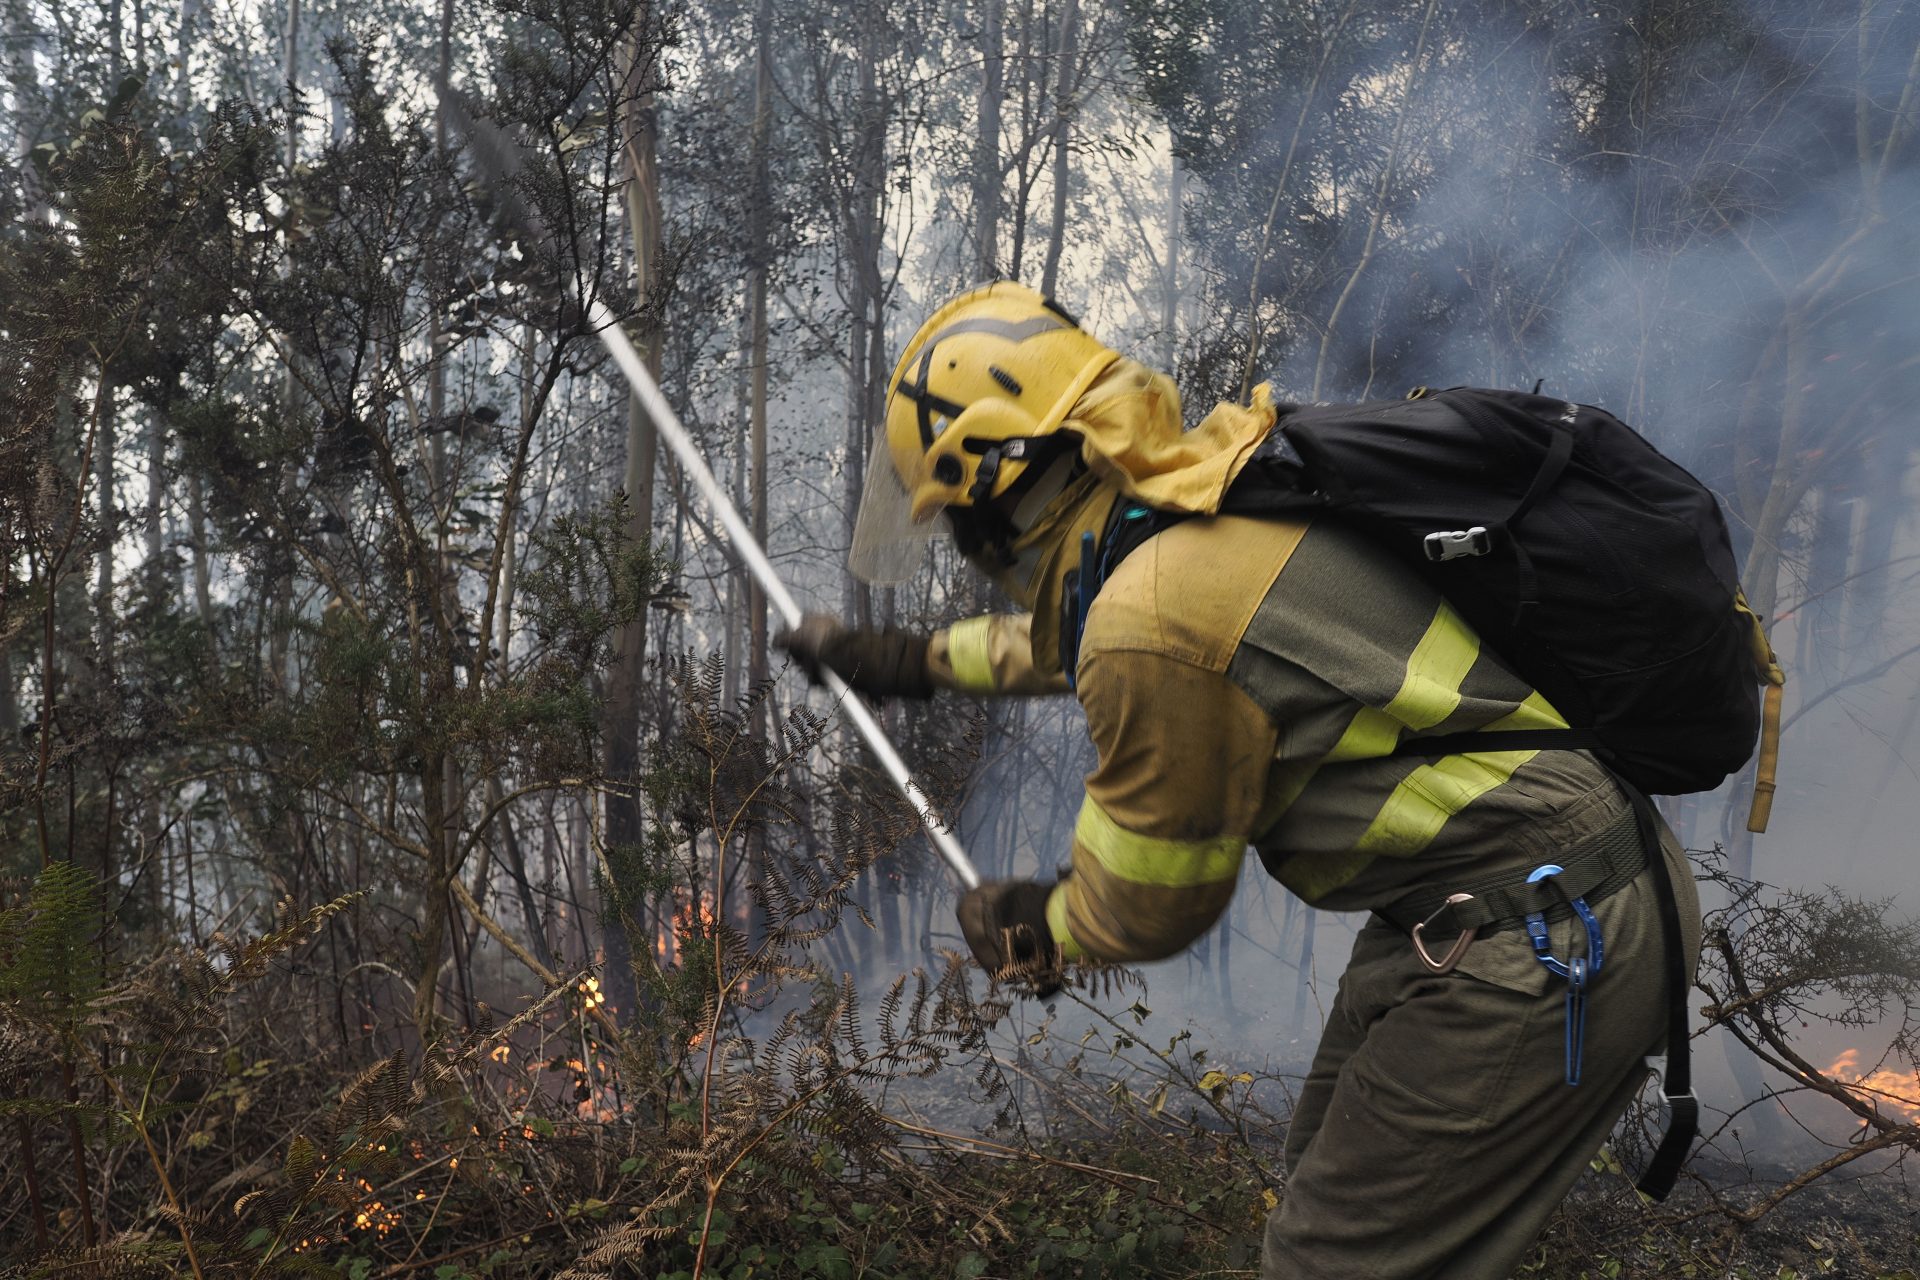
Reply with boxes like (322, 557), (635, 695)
(776, 612), (935, 700)
(957, 880), (1066, 998)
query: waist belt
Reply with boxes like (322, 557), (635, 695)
(1377, 806), (1647, 939)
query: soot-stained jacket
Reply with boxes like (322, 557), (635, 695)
(925, 512), (1618, 966)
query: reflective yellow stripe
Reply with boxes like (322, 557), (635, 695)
(1074, 795), (1245, 887)
(1382, 602), (1481, 730)
(1326, 706), (1402, 761)
(1354, 749), (1539, 857)
(1045, 885), (1086, 960)
(946, 615), (997, 692)
(1319, 602), (1482, 762)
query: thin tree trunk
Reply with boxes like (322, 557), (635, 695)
(1289, 905), (1318, 1038)
(94, 381), (117, 681)
(12, 1114), (48, 1250)
(1162, 153), (1181, 372)
(413, 755), (450, 1035)
(186, 475), (213, 634)
(1006, 0), (1036, 277)
(0, 652), (15, 754)
(723, 342), (746, 707)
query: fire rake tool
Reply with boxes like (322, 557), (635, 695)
(587, 300), (981, 890)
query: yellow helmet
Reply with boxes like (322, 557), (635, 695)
(850, 282), (1118, 583)
(887, 282), (1117, 518)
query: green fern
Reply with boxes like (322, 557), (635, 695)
(0, 861), (103, 1023)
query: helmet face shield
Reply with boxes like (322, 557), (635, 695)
(849, 281), (1120, 586)
(849, 422), (939, 585)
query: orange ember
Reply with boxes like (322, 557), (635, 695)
(1825, 1049), (1920, 1124)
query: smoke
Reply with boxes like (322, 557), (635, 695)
(1128, 0), (1920, 1120)
(1149, 0), (1920, 879)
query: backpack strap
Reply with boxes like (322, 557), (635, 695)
(1390, 727), (1604, 757)
(1735, 589), (1786, 834)
(1622, 781), (1697, 1201)
(1058, 501), (1187, 685)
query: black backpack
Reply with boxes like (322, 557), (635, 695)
(1080, 385), (1783, 810)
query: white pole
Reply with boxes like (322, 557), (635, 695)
(588, 300), (982, 890)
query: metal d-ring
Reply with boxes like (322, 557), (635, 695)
(1411, 893), (1478, 974)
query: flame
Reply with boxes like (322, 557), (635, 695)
(653, 895), (723, 964)
(350, 1177), (400, 1236)
(1824, 1049), (1920, 1123)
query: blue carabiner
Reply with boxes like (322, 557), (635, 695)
(1524, 864), (1605, 1086)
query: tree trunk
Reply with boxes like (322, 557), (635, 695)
(408, 0), (463, 1043)
(142, 408), (166, 921)
(746, 0), (773, 713)
(1038, 0), (1079, 298)
(840, 11), (884, 627)
(173, 0), (203, 105)
(5, 0), (49, 221)
(269, 0), (302, 694)
(973, 0), (1004, 280)
(600, 17), (666, 1022)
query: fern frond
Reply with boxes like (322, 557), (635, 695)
(0, 861), (103, 1019)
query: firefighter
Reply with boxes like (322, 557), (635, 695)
(779, 282), (1701, 1279)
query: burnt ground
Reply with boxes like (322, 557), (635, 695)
(1534, 1153), (1920, 1279)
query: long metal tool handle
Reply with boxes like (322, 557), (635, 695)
(587, 300), (981, 890)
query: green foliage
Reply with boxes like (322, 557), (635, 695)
(520, 496), (665, 670)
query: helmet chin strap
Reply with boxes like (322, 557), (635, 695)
(947, 444), (1083, 568)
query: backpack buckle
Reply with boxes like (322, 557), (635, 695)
(1423, 526), (1492, 561)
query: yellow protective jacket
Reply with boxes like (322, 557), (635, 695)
(925, 510), (1618, 966)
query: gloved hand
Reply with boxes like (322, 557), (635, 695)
(957, 880), (1066, 997)
(776, 613), (935, 699)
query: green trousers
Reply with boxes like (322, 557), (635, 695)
(1262, 798), (1701, 1280)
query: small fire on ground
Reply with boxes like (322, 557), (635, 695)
(1824, 1049), (1920, 1124)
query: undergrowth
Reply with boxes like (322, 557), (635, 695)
(1, 666), (1916, 1277)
